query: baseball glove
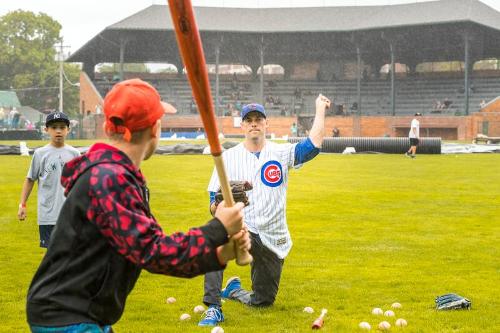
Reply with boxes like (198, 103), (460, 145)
(435, 293), (471, 310)
(215, 181), (253, 207)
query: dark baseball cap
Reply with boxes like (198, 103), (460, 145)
(414, 112), (422, 116)
(241, 103), (266, 120)
(45, 111), (70, 127)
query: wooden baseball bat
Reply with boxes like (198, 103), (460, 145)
(167, 0), (252, 266)
(311, 308), (328, 329)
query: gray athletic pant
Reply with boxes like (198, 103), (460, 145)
(203, 232), (284, 307)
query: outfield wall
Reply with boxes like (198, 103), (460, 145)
(160, 113), (500, 141)
(81, 113), (500, 141)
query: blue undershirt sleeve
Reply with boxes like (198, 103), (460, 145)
(294, 137), (320, 166)
(209, 191), (217, 215)
(209, 191), (216, 206)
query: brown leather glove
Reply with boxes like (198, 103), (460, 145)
(215, 181), (253, 207)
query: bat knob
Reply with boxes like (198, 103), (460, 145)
(235, 245), (253, 266)
(311, 319), (324, 329)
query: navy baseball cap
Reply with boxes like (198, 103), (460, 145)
(241, 103), (266, 120)
(45, 111), (70, 127)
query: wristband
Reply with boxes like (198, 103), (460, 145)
(19, 203), (26, 208)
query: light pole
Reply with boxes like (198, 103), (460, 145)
(56, 39), (71, 113)
(59, 41), (63, 113)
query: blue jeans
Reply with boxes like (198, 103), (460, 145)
(38, 225), (55, 248)
(30, 323), (112, 333)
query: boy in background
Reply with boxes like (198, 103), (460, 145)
(18, 111), (80, 248)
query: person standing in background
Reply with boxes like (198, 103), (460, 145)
(405, 112), (421, 159)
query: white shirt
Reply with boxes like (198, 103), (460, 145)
(409, 118), (420, 138)
(27, 144), (80, 225)
(208, 141), (297, 259)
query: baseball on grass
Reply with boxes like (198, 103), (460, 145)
(384, 310), (395, 317)
(166, 297), (176, 304)
(179, 313), (191, 321)
(395, 318), (408, 327)
(391, 302), (402, 309)
(378, 321), (391, 331)
(194, 305), (205, 314)
(359, 321), (372, 330)
(303, 306), (314, 313)
(211, 326), (224, 333)
(371, 308), (384, 315)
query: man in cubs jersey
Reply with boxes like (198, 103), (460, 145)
(199, 95), (331, 326)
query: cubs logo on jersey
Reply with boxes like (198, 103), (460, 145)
(261, 160), (283, 187)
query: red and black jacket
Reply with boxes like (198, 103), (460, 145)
(27, 143), (228, 326)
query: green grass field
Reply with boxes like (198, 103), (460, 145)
(0, 152), (499, 332)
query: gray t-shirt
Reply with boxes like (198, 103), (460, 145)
(27, 144), (80, 225)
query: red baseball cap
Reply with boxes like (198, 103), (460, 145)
(103, 78), (176, 141)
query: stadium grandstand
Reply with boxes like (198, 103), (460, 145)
(68, 0), (500, 140)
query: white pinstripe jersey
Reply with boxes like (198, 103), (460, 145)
(208, 141), (298, 259)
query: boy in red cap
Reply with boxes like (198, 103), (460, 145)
(26, 79), (250, 333)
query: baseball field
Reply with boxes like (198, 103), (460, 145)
(0, 147), (498, 332)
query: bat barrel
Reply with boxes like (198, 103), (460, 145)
(167, 0), (222, 155)
(168, 0), (252, 266)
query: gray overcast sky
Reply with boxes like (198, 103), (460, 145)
(1, 0), (500, 54)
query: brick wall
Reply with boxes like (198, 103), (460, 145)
(82, 114), (105, 139)
(161, 115), (203, 129)
(325, 117), (354, 137)
(481, 97), (500, 113)
(82, 109), (500, 141)
(214, 114), (500, 140)
(389, 116), (469, 140)
(360, 117), (388, 137)
(471, 112), (500, 137)
(79, 72), (103, 116)
(92, 113), (500, 140)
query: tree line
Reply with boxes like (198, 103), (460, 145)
(0, 10), (79, 115)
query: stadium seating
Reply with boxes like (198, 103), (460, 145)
(93, 75), (500, 116)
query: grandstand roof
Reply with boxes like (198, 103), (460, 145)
(68, 0), (500, 68)
(107, 0), (500, 33)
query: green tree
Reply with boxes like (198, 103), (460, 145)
(0, 10), (79, 115)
